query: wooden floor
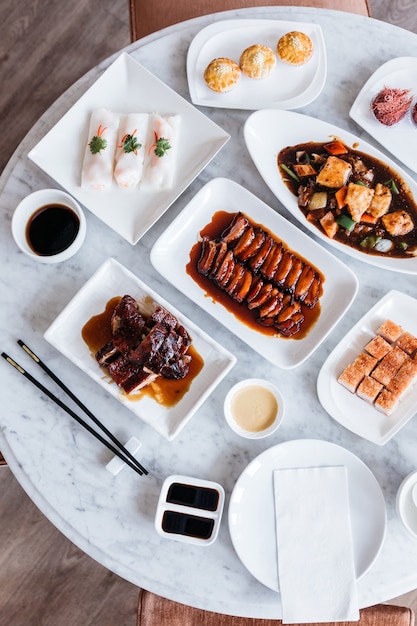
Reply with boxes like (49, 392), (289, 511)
(1, 0), (417, 624)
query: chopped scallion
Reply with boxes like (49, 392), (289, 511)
(383, 178), (400, 194)
(281, 163), (300, 182)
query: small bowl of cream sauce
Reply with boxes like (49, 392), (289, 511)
(224, 378), (285, 439)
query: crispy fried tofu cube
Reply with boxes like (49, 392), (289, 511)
(293, 163), (317, 177)
(345, 182), (375, 222)
(319, 211), (338, 238)
(381, 210), (414, 236)
(316, 156), (352, 189)
(369, 183), (392, 218)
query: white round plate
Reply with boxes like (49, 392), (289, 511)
(228, 439), (386, 591)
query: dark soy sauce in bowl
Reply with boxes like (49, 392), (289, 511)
(26, 204), (80, 256)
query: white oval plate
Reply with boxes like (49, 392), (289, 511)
(187, 19), (326, 110)
(228, 439), (387, 592)
(150, 178), (358, 370)
(244, 109), (417, 273)
(317, 290), (417, 446)
(350, 57), (417, 174)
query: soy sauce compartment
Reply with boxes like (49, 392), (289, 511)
(166, 482), (220, 511)
(162, 510), (215, 539)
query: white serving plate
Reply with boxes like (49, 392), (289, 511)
(44, 258), (236, 441)
(187, 19), (326, 110)
(29, 53), (230, 245)
(350, 57), (417, 174)
(150, 178), (358, 369)
(228, 439), (386, 591)
(244, 109), (417, 274)
(317, 290), (417, 446)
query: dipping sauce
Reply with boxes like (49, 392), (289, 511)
(166, 482), (220, 511)
(26, 203), (80, 256)
(161, 510), (215, 539)
(231, 384), (278, 432)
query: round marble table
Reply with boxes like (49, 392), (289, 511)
(1, 7), (417, 619)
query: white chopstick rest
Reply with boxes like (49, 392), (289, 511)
(106, 436), (142, 476)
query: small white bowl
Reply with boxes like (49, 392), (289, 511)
(11, 188), (86, 263)
(396, 470), (417, 539)
(224, 378), (285, 439)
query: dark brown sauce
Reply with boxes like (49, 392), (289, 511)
(81, 296), (204, 407)
(26, 204), (80, 256)
(161, 510), (214, 539)
(278, 141), (417, 257)
(186, 210), (322, 341)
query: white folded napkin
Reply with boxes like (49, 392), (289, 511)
(273, 465), (359, 624)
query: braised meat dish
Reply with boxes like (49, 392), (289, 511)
(278, 140), (417, 258)
(196, 212), (323, 338)
(95, 295), (191, 394)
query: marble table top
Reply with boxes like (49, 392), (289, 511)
(1, 6), (417, 619)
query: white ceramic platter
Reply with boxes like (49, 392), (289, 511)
(150, 178), (358, 369)
(350, 57), (417, 174)
(228, 439), (387, 591)
(317, 290), (417, 446)
(44, 258), (236, 441)
(244, 109), (417, 273)
(28, 53), (230, 245)
(187, 19), (326, 110)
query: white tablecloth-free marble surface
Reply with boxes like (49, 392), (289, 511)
(1, 7), (417, 619)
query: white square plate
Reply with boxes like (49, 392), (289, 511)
(29, 53), (230, 245)
(150, 178), (358, 369)
(350, 57), (417, 174)
(187, 20), (326, 110)
(44, 258), (236, 441)
(317, 290), (417, 445)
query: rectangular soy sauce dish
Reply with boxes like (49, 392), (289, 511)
(155, 474), (225, 545)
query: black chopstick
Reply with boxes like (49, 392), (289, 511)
(17, 340), (148, 476)
(2, 351), (147, 478)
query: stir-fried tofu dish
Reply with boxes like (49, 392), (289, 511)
(278, 140), (417, 257)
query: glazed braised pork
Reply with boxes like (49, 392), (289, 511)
(197, 213), (322, 337)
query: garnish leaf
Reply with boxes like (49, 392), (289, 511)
(122, 133), (142, 154)
(154, 137), (171, 158)
(89, 134), (107, 155)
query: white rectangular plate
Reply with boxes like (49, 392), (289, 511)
(244, 108), (417, 274)
(350, 57), (417, 174)
(187, 19), (326, 110)
(150, 178), (358, 369)
(317, 290), (417, 445)
(29, 53), (230, 245)
(44, 258), (236, 441)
